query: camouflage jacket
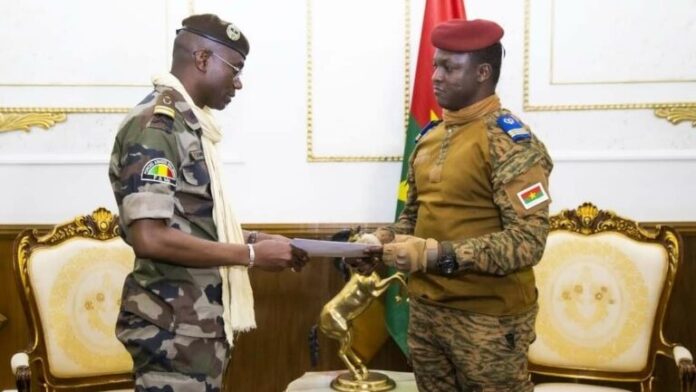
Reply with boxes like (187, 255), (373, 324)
(389, 106), (553, 313)
(109, 84), (224, 338)
(392, 107), (553, 275)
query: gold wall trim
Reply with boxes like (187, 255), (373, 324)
(0, 83), (150, 88)
(524, 103), (696, 112)
(0, 107), (129, 113)
(305, 0), (410, 163)
(0, 222), (385, 240)
(654, 107), (696, 127)
(2, 221), (696, 239)
(548, 0), (696, 86)
(0, 112), (67, 133)
(0, 107), (129, 133)
(523, 0), (696, 114)
(2, 1), (170, 90)
(0, 0), (179, 120)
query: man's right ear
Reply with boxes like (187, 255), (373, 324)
(477, 63), (492, 83)
(193, 50), (210, 72)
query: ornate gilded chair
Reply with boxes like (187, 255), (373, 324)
(11, 208), (134, 391)
(530, 203), (696, 391)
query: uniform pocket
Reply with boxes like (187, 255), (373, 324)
(179, 158), (211, 196)
(176, 155), (214, 219)
(497, 305), (538, 351)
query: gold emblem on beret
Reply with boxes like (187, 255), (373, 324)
(226, 23), (241, 41)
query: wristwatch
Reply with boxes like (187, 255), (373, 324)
(436, 242), (459, 275)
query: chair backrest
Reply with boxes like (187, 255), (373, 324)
(529, 203), (681, 384)
(13, 208), (134, 390)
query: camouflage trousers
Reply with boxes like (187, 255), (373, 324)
(408, 298), (538, 392)
(116, 312), (229, 392)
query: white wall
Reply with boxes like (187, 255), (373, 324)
(1, 0), (695, 224)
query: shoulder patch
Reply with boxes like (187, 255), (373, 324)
(415, 120), (442, 144)
(141, 158), (177, 186)
(497, 114), (530, 142)
(516, 182), (550, 210)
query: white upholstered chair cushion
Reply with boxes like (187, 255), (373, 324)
(535, 383), (630, 392)
(529, 231), (668, 372)
(28, 237), (134, 378)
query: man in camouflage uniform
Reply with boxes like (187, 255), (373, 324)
(109, 14), (308, 391)
(354, 19), (552, 391)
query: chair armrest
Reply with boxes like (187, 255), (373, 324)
(673, 346), (696, 392)
(11, 353), (31, 392)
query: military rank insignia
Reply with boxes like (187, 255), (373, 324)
(153, 94), (176, 118)
(141, 158), (177, 186)
(516, 182), (549, 210)
(497, 114), (530, 142)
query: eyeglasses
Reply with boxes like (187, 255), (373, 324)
(210, 52), (243, 81)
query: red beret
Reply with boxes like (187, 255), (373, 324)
(431, 19), (504, 52)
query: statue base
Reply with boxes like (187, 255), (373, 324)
(330, 371), (396, 391)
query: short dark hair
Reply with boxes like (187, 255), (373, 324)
(471, 42), (503, 85)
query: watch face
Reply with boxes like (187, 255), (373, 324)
(439, 256), (457, 275)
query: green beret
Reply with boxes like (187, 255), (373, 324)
(178, 14), (250, 58)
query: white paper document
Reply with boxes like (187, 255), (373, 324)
(290, 238), (375, 258)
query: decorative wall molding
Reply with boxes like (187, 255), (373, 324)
(0, 154), (244, 166)
(549, 150), (696, 162)
(654, 107), (696, 127)
(305, 0), (410, 163)
(1, 151), (695, 166)
(0, 0), (188, 119)
(522, 0), (696, 120)
(0, 112), (67, 133)
(2, 222), (696, 240)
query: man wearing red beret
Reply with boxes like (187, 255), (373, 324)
(356, 19), (553, 391)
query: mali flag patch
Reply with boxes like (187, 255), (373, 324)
(516, 182), (549, 210)
(141, 158), (177, 186)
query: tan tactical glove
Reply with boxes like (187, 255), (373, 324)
(382, 237), (439, 273)
(356, 227), (396, 245)
(394, 234), (417, 243)
(348, 228), (394, 275)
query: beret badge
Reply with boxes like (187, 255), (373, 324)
(226, 23), (241, 41)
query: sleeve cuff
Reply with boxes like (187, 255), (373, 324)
(121, 192), (175, 226)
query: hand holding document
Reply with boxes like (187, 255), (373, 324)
(290, 238), (381, 258)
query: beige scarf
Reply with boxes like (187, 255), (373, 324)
(152, 73), (256, 346)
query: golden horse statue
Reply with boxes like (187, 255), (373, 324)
(319, 270), (407, 385)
